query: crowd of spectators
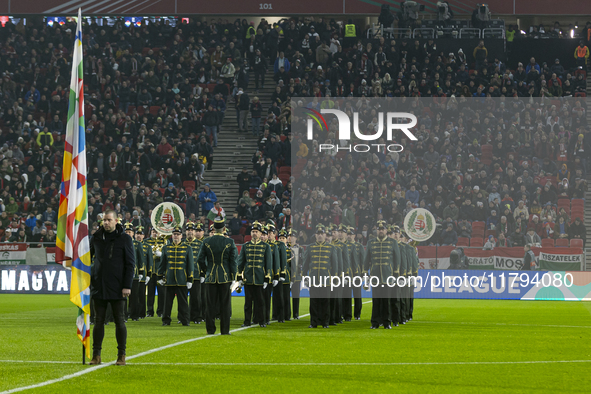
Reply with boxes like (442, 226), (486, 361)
(0, 15), (588, 251)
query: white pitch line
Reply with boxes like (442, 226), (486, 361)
(0, 300), (374, 394)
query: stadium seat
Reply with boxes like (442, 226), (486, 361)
(149, 106), (160, 116)
(472, 221), (485, 230)
(243, 235), (252, 243)
(470, 238), (484, 247)
(485, 229), (496, 239)
(471, 229), (485, 239)
(183, 180), (196, 190)
(231, 235), (243, 244)
(456, 237), (470, 246)
(571, 199), (584, 208)
(178, 203), (186, 212)
(557, 199), (570, 208)
(103, 180), (113, 188)
(541, 238), (554, 247)
(570, 239), (584, 248)
(555, 238), (569, 247)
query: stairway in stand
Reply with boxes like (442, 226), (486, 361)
(203, 70), (277, 210)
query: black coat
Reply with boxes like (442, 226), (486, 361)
(90, 224), (135, 300)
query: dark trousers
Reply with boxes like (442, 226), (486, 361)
(254, 70), (264, 89)
(371, 286), (390, 327)
(272, 282), (284, 321)
(292, 281), (301, 318)
(92, 299), (127, 356)
(281, 284), (291, 320)
(353, 285), (362, 319)
(399, 288), (408, 323)
(162, 286), (189, 325)
(244, 284), (265, 325)
(129, 280), (141, 320)
(139, 281), (146, 317)
(389, 285), (401, 324)
(264, 284), (273, 323)
(410, 282), (415, 319)
(189, 279), (203, 322)
(342, 285), (352, 320)
(309, 287), (329, 327)
(200, 280), (208, 320)
(206, 282), (231, 335)
(329, 287), (342, 324)
(147, 273), (164, 315)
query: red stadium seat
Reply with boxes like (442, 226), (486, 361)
(570, 239), (584, 248)
(178, 203), (186, 212)
(485, 229), (496, 239)
(541, 238), (554, 247)
(557, 199), (570, 208)
(471, 229), (485, 239)
(243, 235), (252, 243)
(149, 106), (160, 116)
(571, 199), (584, 208)
(456, 237), (470, 246)
(470, 238), (484, 247)
(555, 238), (569, 247)
(231, 235), (243, 244)
(103, 180), (113, 188)
(472, 221), (485, 230)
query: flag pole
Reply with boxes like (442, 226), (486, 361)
(82, 344), (86, 365)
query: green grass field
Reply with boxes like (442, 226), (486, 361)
(1, 295), (591, 393)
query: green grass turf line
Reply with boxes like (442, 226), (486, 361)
(1, 296), (591, 393)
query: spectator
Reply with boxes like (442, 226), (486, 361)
(440, 223), (458, 246)
(207, 201), (226, 221)
(569, 217), (586, 246)
(199, 184), (217, 214)
(525, 227), (542, 245)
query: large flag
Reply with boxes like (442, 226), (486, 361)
(56, 9), (91, 359)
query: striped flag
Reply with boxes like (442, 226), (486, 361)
(56, 9), (91, 359)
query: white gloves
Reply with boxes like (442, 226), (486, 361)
(279, 277), (285, 282)
(290, 283), (293, 289)
(272, 280), (278, 287)
(238, 280), (243, 287)
(138, 275), (143, 281)
(200, 277), (205, 284)
(263, 282), (268, 289)
(187, 282), (193, 290)
(155, 251), (162, 257)
(145, 276), (150, 285)
(157, 279), (165, 286)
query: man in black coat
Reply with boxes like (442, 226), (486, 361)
(89, 210), (135, 366)
(236, 166), (252, 203)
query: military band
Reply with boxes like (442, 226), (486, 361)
(108, 212), (424, 334)
(158, 225), (194, 326)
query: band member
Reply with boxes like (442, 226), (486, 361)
(278, 228), (292, 321)
(185, 221), (205, 324)
(347, 226), (364, 320)
(158, 226), (194, 326)
(197, 217), (238, 335)
(237, 221), (272, 327)
(124, 223), (146, 321)
(398, 230), (410, 325)
(145, 228), (166, 317)
(302, 225), (337, 328)
(326, 225), (344, 325)
(290, 230), (303, 319)
(267, 223), (287, 322)
(262, 224), (279, 325)
(135, 226), (153, 319)
(364, 220), (400, 329)
(388, 226), (402, 327)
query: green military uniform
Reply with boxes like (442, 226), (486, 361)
(302, 225), (338, 328)
(158, 226), (194, 326)
(137, 227), (153, 318)
(290, 230), (303, 319)
(348, 226), (365, 319)
(409, 240), (419, 321)
(185, 221), (205, 323)
(197, 217), (238, 335)
(329, 224), (349, 325)
(145, 234), (166, 317)
(268, 223), (287, 322)
(364, 221), (400, 329)
(279, 229), (292, 321)
(237, 221), (273, 327)
(124, 223), (146, 321)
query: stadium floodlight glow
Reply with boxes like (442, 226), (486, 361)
(571, 29), (575, 38)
